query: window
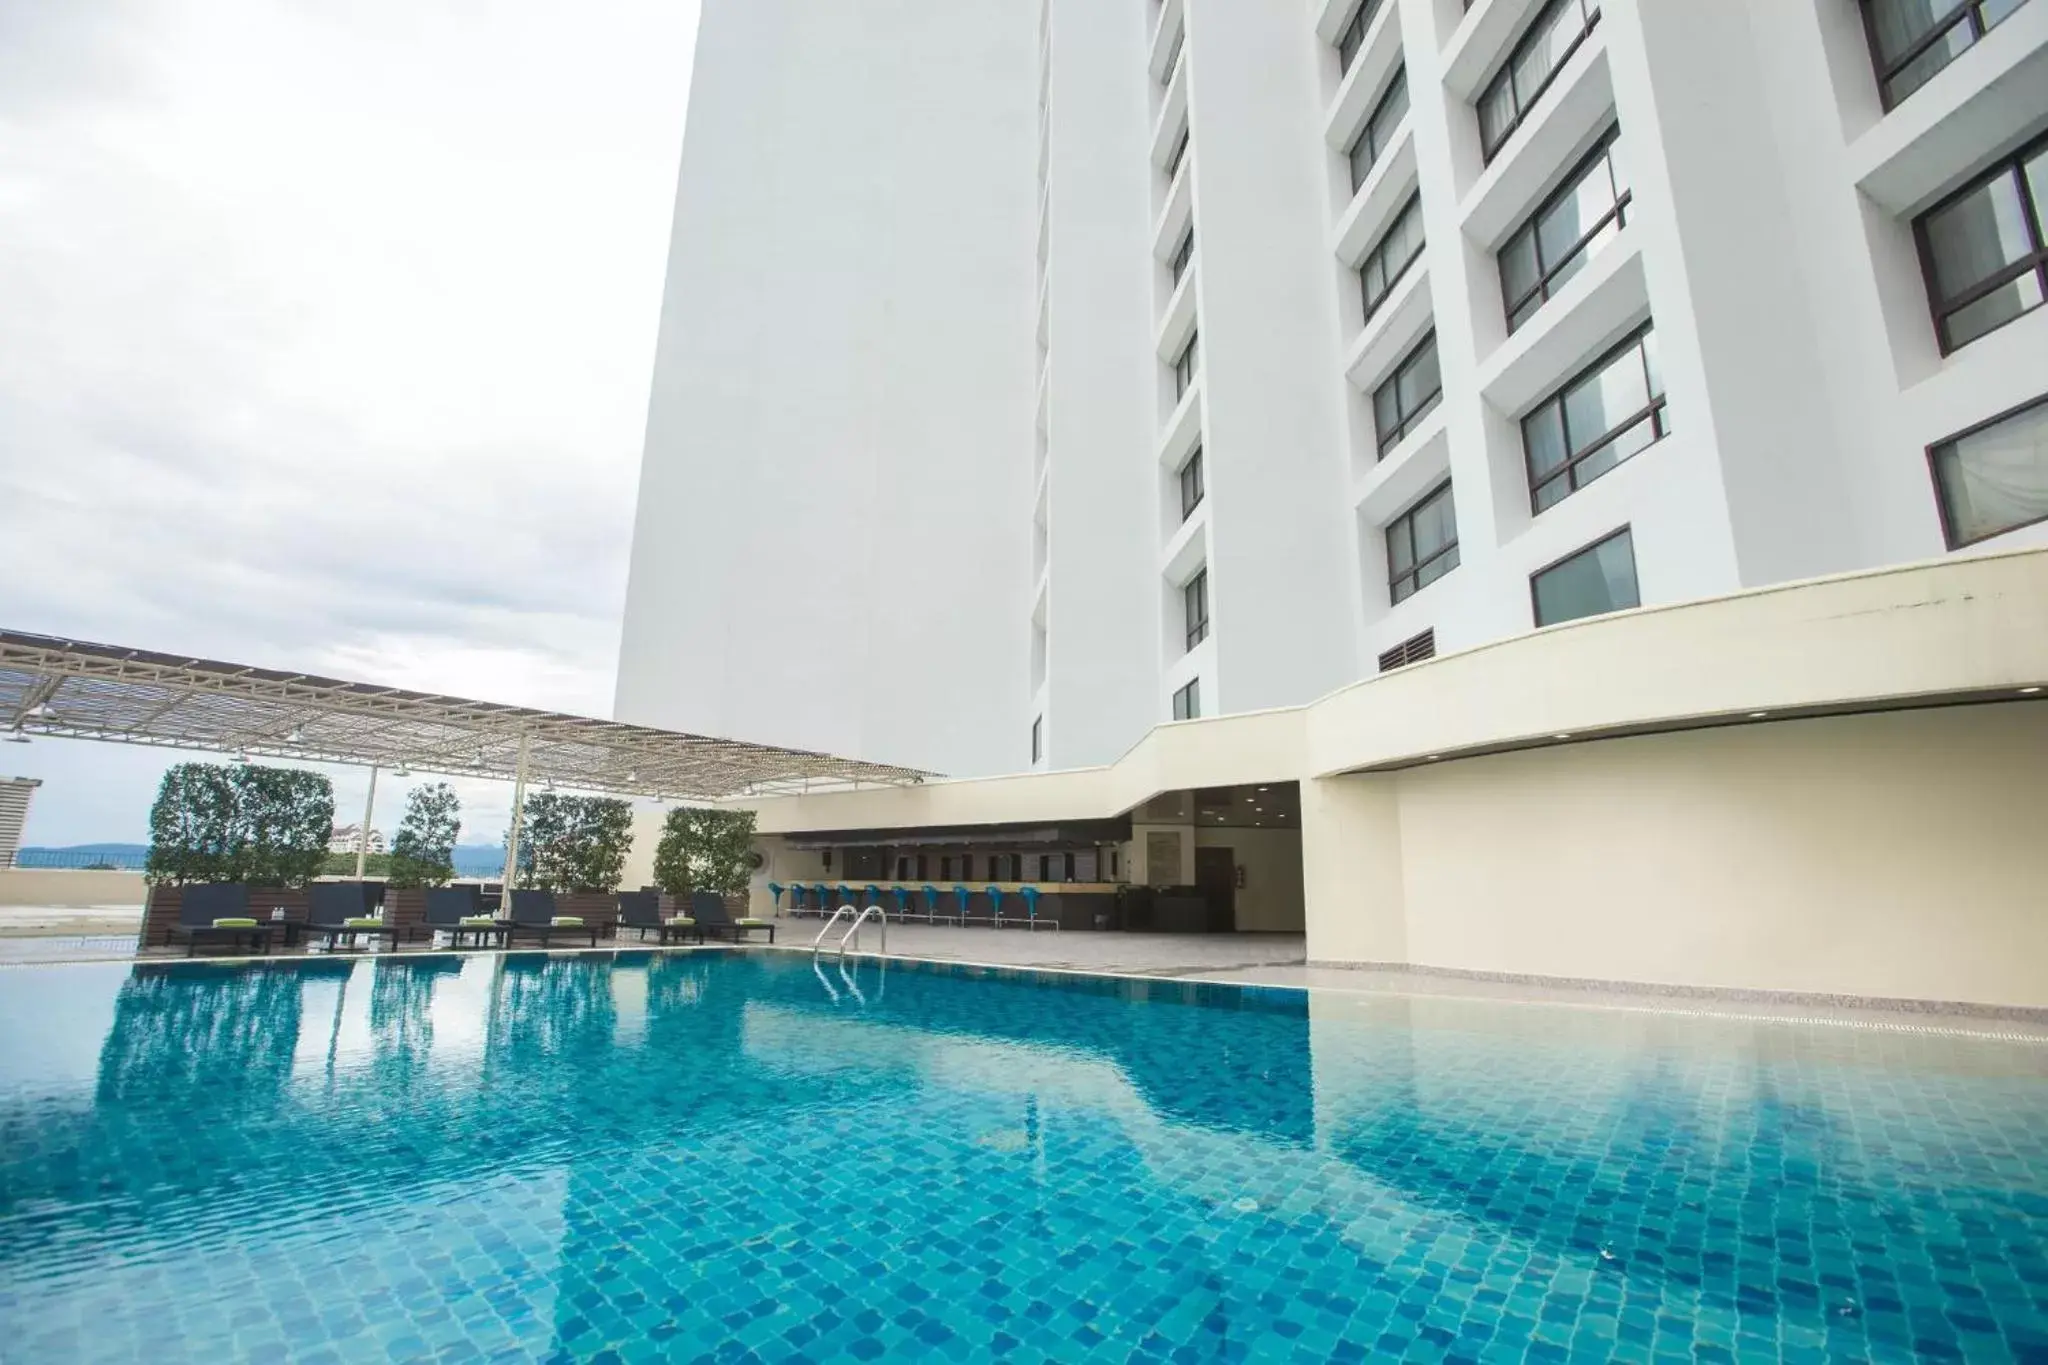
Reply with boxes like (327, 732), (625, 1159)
(896, 856), (909, 880)
(1377, 628), (1436, 672)
(1031, 715), (1043, 763)
(1183, 568), (1210, 650)
(916, 854), (928, 880)
(940, 855), (954, 880)
(1522, 325), (1668, 511)
(1929, 391), (2048, 547)
(1172, 678), (1201, 720)
(1373, 331), (1442, 455)
(1348, 67), (1409, 193)
(1387, 481), (1459, 604)
(1500, 126), (1631, 332)
(1915, 134), (2048, 353)
(1174, 330), (1201, 399)
(1166, 125), (1190, 179)
(1532, 527), (1639, 626)
(1170, 228), (1195, 285)
(1359, 193), (1425, 323)
(1180, 445), (1205, 519)
(1335, 0), (1388, 72)
(1039, 854), (1053, 881)
(1477, 0), (1601, 162)
(1862, 0), (2031, 109)
(1161, 27), (1185, 87)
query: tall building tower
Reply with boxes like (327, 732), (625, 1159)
(618, 0), (2048, 778)
(0, 776), (40, 867)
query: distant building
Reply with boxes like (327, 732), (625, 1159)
(327, 824), (386, 857)
(0, 777), (39, 867)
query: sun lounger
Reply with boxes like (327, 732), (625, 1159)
(419, 886), (506, 948)
(690, 891), (775, 943)
(304, 882), (400, 951)
(507, 890), (600, 948)
(168, 884), (274, 956)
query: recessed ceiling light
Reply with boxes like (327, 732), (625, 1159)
(24, 702), (52, 719)
(1553, 733), (1573, 740)
(1748, 711), (1769, 719)
(2023, 686), (2043, 695)
(1425, 753), (1440, 761)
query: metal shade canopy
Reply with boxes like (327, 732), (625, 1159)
(0, 629), (932, 800)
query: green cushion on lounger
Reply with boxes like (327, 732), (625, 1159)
(458, 914), (498, 925)
(343, 917), (384, 929)
(550, 916), (584, 927)
(736, 917), (769, 927)
(211, 917), (258, 928)
(666, 916), (696, 926)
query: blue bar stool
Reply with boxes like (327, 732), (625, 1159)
(986, 885), (1004, 927)
(813, 883), (831, 918)
(1019, 884), (1040, 928)
(767, 882), (785, 917)
(889, 885), (910, 920)
(922, 884), (945, 924)
(863, 883), (881, 910)
(835, 883), (852, 912)
(952, 884), (971, 924)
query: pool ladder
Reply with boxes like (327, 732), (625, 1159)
(812, 903), (887, 958)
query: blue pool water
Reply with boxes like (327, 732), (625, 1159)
(0, 951), (2045, 1363)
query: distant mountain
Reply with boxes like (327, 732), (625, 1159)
(16, 843), (149, 869)
(453, 844), (506, 877)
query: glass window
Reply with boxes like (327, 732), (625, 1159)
(1930, 392), (2048, 546)
(1477, 0), (1600, 161)
(1170, 228), (1195, 285)
(1863, 0), (2031, 108)
(1166, 126), (1190, 180)
(1532, 528), (1639, 626)
(1372, 332), (1442, 455)
(1360, 194), (1425, 322)
(1184, 569), (1209, 650)
(1915, 134), (2048, 352)
(1336, 0), (1388, 73)
(1348, 67), (1409, 193)
(1387, 481), (1459, 604)
(1522, 324), (1669, 511)
(1174, 330), (1201, 399)
(1500, 127), (1630, 331)
(1172, 678), (1201, 721)
(1031, 716), (1042, 763)
(1161, 27), (1185, 88)
(1180, 445), (1205, 520)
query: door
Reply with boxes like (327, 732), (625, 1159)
(1194, 846), (1236, 932)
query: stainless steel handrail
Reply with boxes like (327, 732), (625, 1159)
(839, 904), (887, 957)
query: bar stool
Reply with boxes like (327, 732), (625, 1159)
(952, 884), (971, 923)
(767, 882), (785, 917)
(889, 885), (910, 921)
(986, 885), (1004, 927)
(863, 883), (881, 911)
(1019, 884), (1040, 928)
(922, 884), (946, 925)
(812, 883), (831, 918)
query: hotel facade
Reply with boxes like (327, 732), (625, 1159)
(618, 0), (2048, 1008)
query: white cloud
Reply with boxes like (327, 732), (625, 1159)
(0, 0), (700, 845)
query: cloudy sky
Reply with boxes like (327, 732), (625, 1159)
(0, 0), (700, 845)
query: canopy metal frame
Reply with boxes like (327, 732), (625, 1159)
(0, 629), (931, 800)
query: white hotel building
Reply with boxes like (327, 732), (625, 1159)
(617, 1), (2048, 1008)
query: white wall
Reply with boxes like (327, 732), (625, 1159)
(615, 0), (1039, 777)
(1304, 705), (2048, 1009)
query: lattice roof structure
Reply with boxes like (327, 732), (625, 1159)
(0, 629), (932, 799)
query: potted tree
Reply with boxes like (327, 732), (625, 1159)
(516, 793), (634, 936)
(384, 782), (460, 941)
(139, 762), (334, 949)
(651, 806), (759, 920)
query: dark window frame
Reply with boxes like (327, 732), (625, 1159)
(1170, 227), (1195, 285)
(1031, 715), (1043, 763)
(1477, 0), (1602, 163)
(1174, 330), (1201, 399)
(1161, 26), (1185, 88)
(1912, 131), (2048, 355)
(1386, 480), (1460, 604)
(1529, 525), (1638, 627)
(1180, 444), (1205, 520)
(1521, 323), (1668, 512)
(1360, 193), (1425, 324)
(1335, 0), (1389, 73)
(1373, 330), (1442, 456)
(1348, 66), (1409, 194)
(1859, 0), (2021, 110)
(1183, 568), (1210, 651)
(1499, 124), (1631, 333)
(1925, 389), (2048, 548)
(1172, 678), (1201, 720)
(1166, 125), (1191, 180)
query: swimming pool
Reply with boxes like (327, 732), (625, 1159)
(0, 950), (2043, 1362)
